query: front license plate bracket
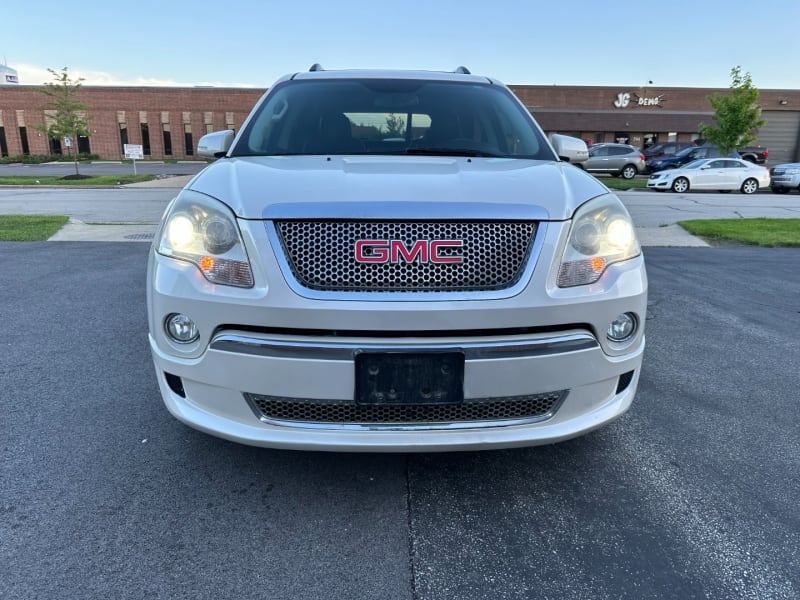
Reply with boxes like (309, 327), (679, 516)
(355, 351), (465, 405)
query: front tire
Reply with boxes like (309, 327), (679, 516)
(621, 165), (637, 179)
(672, 177), (690, 193)
(741, 178), (759, 194)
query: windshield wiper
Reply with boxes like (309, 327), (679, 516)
(405, 147), (501, 158)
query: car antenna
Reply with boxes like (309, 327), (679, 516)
(453, 66), (471, 74)
(309, 63), (324, 72)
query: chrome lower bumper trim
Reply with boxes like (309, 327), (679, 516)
(210, 332), (598, 361)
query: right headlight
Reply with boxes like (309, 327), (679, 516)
(156, 190), (254, 288)
(557, 195), (640, 287)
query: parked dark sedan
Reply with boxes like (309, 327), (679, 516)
(642, 141), (694, 161)
(646, 145), (739, 173)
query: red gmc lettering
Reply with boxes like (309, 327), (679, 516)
(391, 240), (428, 263)
(355, 240), (464, 264)
(430, 240), (463, 263)
(354, 240), (389, 263)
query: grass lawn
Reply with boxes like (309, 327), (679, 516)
(597, 177), (649, 191)
(678, 218), (800, 247)
(0, 175), (156, 186)
(0, 215), (70, 241)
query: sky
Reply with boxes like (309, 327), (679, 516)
(3, 0), (800, 90)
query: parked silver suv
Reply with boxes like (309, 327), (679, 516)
(770, 162), (800, 194)
(583, 143), (645, 179)
(147, 66), (647, 452)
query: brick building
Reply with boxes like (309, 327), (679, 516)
(1, 82), (799, 163)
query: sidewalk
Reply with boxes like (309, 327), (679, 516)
(46, 173), (709, 245)
(47, 219), (709, 246)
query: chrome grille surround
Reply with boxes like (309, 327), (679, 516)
(272, 220), (537, 293)
(244, 390), (567, 431)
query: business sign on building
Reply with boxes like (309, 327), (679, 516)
(613, 92), (665, 108)
(0, 64), (19, 85)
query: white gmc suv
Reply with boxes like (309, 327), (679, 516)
(147, 66), (647, 452)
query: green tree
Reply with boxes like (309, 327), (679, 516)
(698, 66), (766, 155)
(38, 67), (90, 176)
(384, 113), (405, 138)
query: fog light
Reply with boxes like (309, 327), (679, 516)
(165, 313), (199, 343)
(607, 313), (636, 342)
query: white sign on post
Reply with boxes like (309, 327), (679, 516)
(123, 143), (143, 159)
(123, 143), (144, 174)
(63, 137), (72, 148)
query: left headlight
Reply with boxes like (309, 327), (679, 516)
(156, 190), (254, 288)
(557, 195), (640, 287)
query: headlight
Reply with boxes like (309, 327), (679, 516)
(557, 195), (640, 287)
(156, 190), (254, 288)
(785, 168), (800, 175)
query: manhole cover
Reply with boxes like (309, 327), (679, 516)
(125, 233), (155, 240)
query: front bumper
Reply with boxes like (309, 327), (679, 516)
(770, 175), (800, 190)
(647, 177), (670, 189)
(150, 330), (643, 451)
(147, 218), (647, 451)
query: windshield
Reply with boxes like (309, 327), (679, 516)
(674, 146), (697, 158)
(232, 79), (554, 160)
(683, 160), (706, 169)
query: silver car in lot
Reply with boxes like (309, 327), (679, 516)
(147, 67), (647, 452)
(647, 158), (770, 194)
(582, 143), (645, 179)
(770, 162), (800, 194)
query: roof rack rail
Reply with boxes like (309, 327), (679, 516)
(309, 63), (324, 72)
(454, 66), (471, 74)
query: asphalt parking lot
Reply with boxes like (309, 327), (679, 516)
(1, 237), (799, 598)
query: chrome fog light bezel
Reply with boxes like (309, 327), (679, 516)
(165, 313), (200, 344)
(607, 312), (637, 343)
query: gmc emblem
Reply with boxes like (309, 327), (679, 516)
(354, 239), (464, 264)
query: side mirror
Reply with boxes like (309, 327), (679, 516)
(549, 134), (589, 164)
(197, 130), (235, 159)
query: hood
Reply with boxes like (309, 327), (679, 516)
(186, 156), (609, 221)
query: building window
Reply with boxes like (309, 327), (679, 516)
(19, 126), (30, 155)
(184, 124), (193, 156)
(0, 127), (8, 157)
(205, 124), (214, 135)
(140, 123), (151, 155)
(50, 138), (62, 155)
(162, 124), (172, 156)
(119, 124), (128, 153)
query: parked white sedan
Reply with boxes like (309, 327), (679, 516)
(647, 158), (770, 194)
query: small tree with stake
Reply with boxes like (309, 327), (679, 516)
(38, 67), (90, 178)
(698, 66), (766, 156)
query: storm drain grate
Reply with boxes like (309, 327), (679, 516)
(124, 233), (155, 240)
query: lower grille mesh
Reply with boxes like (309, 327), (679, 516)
(244, 391), (566, 427)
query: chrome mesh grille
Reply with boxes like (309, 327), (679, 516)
(244, 390), (565, 427)
(274, 220), (537, 292)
